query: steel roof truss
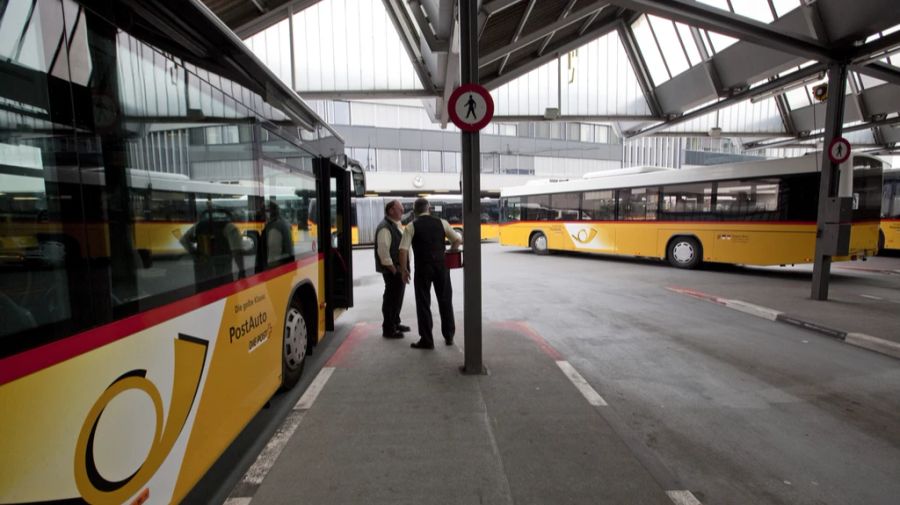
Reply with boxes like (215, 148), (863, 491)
(497, 0), (537, 76)
(617, 21), (663, 117)
(604, 0), (832, 61)
(626, 62), (828, 138)
(852, 62), (900, 88)
(743, 115), (900, 151)
(479, 0), (608, 67)
(537, 0), (579, 57)
(381, 0), (436, 92)
(484, 17), (620, 90)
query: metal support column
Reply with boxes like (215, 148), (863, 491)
(460, 0), (485, 375)
(288, 4), (296, 91)
(811, 63), (848, 301)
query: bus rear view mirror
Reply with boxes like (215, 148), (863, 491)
(348, 160), (366, 197)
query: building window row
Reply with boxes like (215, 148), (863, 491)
(348, 147), (621, 177)
(306, 99), (618, 145)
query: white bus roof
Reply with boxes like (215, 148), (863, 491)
(500, 154), (882, 198)
(582, 166), (673, 179)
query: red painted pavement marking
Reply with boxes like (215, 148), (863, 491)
(495, 320), (562, 360)
(325, 323), (373, 367)
(665, 286), (727, 305)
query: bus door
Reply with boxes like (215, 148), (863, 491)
(316, 159), (353, 330)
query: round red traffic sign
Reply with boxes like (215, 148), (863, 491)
(827, 137), (851, 164)
(448, 84), (494, 132)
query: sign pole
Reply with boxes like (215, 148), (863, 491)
(459, 0), (485, 375)
(811, 63), (848, 301)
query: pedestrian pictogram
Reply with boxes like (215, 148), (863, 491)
(448, 83), (494, 132)
(465, 94), (477, 119)
(828, 137), (851, 164)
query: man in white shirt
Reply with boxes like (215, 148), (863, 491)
(375, 200), (409, 338)
(398, 198), (462, 349)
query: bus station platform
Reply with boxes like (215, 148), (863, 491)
(222, 320), (696, 505)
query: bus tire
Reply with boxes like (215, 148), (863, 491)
(530, 232), (549, 255)
(667, 236), (702, 269)
(281, 299), (309, 390)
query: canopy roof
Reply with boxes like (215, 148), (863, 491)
(202, 0), (900, 153)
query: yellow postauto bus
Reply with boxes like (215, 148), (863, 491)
(0, 2), (361, 503)
(499, 154), (884, 268)
(880, 168), (900, 252)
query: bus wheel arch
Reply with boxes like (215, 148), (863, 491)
(281, 281), (318, 390)
(529, 231), (549, 255)
(666, 235), (703, 269)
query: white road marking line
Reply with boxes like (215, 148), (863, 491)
(294, 366), (335, 410)
(241, 410), (306, 485)
(667, 490), (704, 505)
(556, 361), (608, 407)
(227, 367), (337, 503)
(859, 294), (883, 300)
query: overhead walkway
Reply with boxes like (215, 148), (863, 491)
(222, 320), (697, 505)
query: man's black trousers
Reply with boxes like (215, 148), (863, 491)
(413, 261), (454, 344)
(381, 271), (405, 334)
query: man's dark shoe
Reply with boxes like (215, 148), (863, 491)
(444, 338), (454, 346)
(382, 331), (404, 339)
(397, 324), (411, 332)
(410, 341), (434, 349)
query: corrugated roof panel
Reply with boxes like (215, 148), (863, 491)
(491, 30), (652, 117)
(560, 30), (652, 117)
(667, 97), (786, 133)
(248, 0), (422, 92)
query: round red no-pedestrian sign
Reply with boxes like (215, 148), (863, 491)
(827, 137), (851, 164)
(448, 84), (494, 132)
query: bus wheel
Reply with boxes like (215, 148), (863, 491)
(530, 232), (549, 255)
(282, 301), (308, 389)
(668, 236), (701, 269)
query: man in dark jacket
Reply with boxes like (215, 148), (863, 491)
(375, 200), (409, 338)
(398, 198), (462, 349)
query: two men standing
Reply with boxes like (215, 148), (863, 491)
(376, 198), (463, 349)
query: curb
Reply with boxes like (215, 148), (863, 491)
(773, 314), (847, 340)
(845, 332), (900, 360)
(666, 287), (900, 361)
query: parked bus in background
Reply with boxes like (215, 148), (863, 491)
(0, 2), (362, 503)
(499, 154), (883, 269)
(421, 196), (501, 242)
(341, 195), (500, 246)
(880, 167), (900, 253)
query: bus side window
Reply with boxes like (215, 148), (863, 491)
(501, 197), (521, 222)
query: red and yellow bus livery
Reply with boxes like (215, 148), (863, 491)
(500, 155), (884, 268)
(0, 2), (361, 504)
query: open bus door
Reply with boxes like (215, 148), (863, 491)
(316, 157), (365, 330)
